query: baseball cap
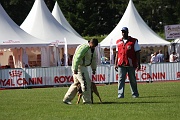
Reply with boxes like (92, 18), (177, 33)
(121, 27), (128, 32)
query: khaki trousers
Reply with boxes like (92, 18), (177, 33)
(63, 66), (92, 103)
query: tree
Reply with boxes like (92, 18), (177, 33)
(1, 0), (180, 36)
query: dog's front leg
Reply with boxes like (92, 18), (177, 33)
(76, 94), (82, 104)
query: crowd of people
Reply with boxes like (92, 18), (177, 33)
(150, 49), (179, 63)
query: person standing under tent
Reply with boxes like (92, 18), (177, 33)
(157, 49), (165, 62)
(169, 52), (178, 62)
(114, 27), (141, 98)
(150, 52), (158, 63)
(63, 38), (98, 104)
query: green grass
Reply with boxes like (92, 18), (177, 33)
(0, 82), (180, 120)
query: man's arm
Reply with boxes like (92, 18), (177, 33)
(91, 50), (97, 74)
(72, 44), (89, 73)
(136, 51), (141, 70)
(114, 52), (118, 72)
(134, 39), (141, 70)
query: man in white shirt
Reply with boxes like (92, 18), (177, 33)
(169, 52), (178, 62)
(150, 52), (158, 63)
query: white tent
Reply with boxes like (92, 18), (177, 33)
(20, 0), (87, 66)
(100, 0), (170, 48)
(0, 4), (49, 49)
(174, 38), (180, 59)
(0, 4), (50, 68)
(170, 38), (180, 59)
(174, 38), (180, 44)
(52, 1), (82, 37)
(20, 0), (87, 48)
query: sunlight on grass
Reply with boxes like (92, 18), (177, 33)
(0, 82), (180, 120)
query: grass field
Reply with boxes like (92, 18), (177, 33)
(0, 82), (180, 120)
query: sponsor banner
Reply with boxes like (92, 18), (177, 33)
(51, 66), (109, 85)
(151, 62), (180, 80)
(0, 69), (25, 87)
(0, 68), (44, 87)
(0, 63), (180, 88)
(111, 64), (151, 83)
(89, 65), (109, 84)
(110, 63), (180, 82)
(109, 65), (116, 83)
(0, 66), (110, 88)
(25, 68), (46, 87)
(48, 66), (73, 85)
(164, 24), (180, 39)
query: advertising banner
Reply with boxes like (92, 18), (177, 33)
(164, 24), (180, 39)
(0, 68), (45, 88)
(0, 63), (180, 88)
(110, 64), (151, 83)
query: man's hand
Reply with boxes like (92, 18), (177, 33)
(74, 70), (78, 74)
(115, 65), (118, 72)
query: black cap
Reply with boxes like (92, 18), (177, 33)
(121, 27), (128, 32)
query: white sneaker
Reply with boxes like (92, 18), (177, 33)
(63, 100), (72, 105)
(132, 95), (139, 98)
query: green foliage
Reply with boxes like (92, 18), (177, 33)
(83, 35), (107, 42)
(157, 32), (165, 39)
(0, 82), (180, 120)
(1, 0), (180, 36)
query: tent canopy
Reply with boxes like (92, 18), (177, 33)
(52, 1), (82, 38)
(20, 0), (87, 48)
(0, 4), (49, 49)
(174, 38), (180, 43)
(171, 38), (180, 58)
(100, 0), (170, 48)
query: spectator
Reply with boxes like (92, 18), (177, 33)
(5, 65), (11, 68)
(61, 54), (65, 66)
(25, 64), (29, 68)
(68, 55), (73, 66)
(169, 52), (178, 62)
(150, 52), (158, 63)
(150, 54), (154, 63)
(157, 49), (164, 62)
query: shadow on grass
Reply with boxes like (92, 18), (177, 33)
(139, 95), (180, 98)
(93, 101), (170, 104)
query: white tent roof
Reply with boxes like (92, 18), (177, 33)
(100, 0), (170, 48)
(0, 4), (49, 49)
(52, 1), (81, 37)
(174, 38), (180, 43)
(20, 0), (87, 48)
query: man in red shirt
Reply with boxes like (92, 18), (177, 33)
(115, 27), (141, 98)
